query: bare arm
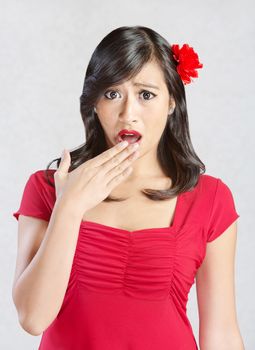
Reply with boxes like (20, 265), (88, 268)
(196, 221), (245, 349)
(12, 198), (82, 336)
(12, 141), (139, 336)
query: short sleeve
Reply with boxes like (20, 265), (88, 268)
(12, 171), (52, 222)
(206, 178), (240, 242)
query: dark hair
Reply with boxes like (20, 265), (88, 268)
(45, 25), (205, 201)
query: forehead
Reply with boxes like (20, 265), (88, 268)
(118, 60), (166, 90)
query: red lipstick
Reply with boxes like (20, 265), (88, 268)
(117, 129), (142, 144)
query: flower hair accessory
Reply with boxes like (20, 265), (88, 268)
(171, 43), (203, 85)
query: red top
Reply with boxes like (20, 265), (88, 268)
(13, 170), (240, 350)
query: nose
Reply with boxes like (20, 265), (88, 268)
(118, 94), (138, 122)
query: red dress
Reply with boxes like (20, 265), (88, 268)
(13, 170), (240, 350)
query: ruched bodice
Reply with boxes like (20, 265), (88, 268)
(76, 220), (204, 310)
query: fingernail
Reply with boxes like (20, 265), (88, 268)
(131, 142), (139, 149)
(120, 141), (128, 147)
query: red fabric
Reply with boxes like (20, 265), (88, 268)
(13, 170), (240, 350)
(13, 170), (54, 222)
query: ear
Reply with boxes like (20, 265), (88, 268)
(168, 96), (176, 114)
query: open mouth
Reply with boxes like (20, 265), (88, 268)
(117, 129), (143, 145)
(118, 134), (142, 144)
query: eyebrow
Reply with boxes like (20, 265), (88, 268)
(133, 82), (160, 90)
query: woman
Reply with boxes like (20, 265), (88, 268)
(12, 25), (244, 349)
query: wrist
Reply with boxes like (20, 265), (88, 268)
(54, 196), (85, 222)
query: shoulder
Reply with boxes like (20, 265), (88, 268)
(199, 174), (233, 196)
(196, 173), (238, 223)
(199, 173), (218, 188)
(13, 169), (57, 222)
(198, 173), (233, 198)
(30, 169), (56, 186)
(31, 169), (56, 191)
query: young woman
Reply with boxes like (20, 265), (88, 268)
(12, 26), (244, 349)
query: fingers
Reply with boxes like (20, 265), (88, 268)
(107, 147), (140, 179)
(101, 142), (140, 174)
(90, 141), (130, 167)
(57, 149), (71, 175)
(106, 149), (140, 189)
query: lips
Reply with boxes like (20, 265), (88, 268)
(117, 129), (142, 144)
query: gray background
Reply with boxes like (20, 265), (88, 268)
(1, 0), (254, 348)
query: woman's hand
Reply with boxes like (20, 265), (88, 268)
(54, 141), (140, 216)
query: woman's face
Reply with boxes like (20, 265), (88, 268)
(95, 59), (175, 152)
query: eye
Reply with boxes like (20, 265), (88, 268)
(140, 90), (156, 100)
(104, 90), (121, 99)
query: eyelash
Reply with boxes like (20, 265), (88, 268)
(104, 89), (157, 101)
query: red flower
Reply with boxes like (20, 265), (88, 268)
(171, 43), (203, 85)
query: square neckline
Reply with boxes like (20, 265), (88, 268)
(80, 191), (183, 234)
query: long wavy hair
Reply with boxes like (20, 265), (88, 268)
(45, 25), (205, 202)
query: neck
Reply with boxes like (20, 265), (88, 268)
(125, 143), (165, 181)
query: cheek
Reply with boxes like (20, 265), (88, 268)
(97, 116), (118, 145)
(98, 115), (116, 130)
(146, 113), (168, 134)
